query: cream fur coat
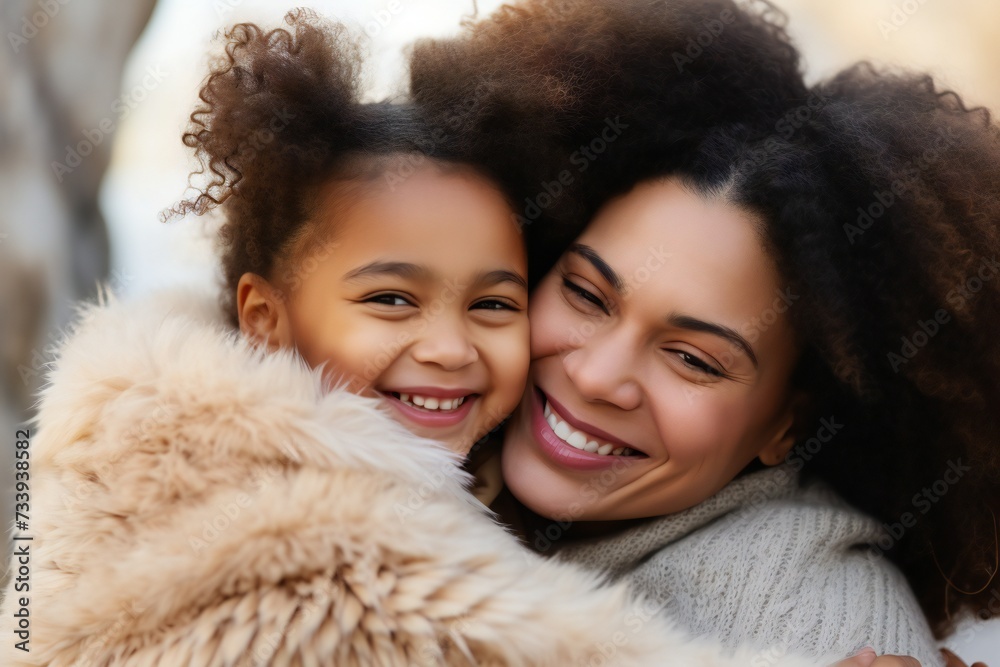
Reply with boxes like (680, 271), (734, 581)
(0, 286), (838, 666)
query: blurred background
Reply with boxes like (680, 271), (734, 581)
(1, 0), (998, 660)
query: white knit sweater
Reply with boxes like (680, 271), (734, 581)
(553, 465), (945, 667)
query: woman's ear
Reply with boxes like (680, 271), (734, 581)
(757, 390), (810, 467)
(236, 272), (293, 351)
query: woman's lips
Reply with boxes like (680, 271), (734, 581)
(542, 390), (642, 453)
(529, 388), (644, 472)
(381, 390), (477, 429)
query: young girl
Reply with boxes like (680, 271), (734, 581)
(0, 9), (924, 667)
(170, 12), (530, 458)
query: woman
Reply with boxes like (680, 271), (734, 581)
(409, 0), (1000, 664)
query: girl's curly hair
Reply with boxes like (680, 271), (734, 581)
(166, 10), (491, 323)
(410, 0), (1000, 636)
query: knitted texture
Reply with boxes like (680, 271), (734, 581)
(555, 466), (944, 667)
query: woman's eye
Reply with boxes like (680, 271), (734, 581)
(365, 294), (413, 307)
(472, 299), (519, 311)
(673, 351), (723, 377)
(562, 277), (609, 314)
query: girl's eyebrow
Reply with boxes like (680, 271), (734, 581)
(667, 313), (759, 368)
(569, 243), (626, 294)
(475, 269), (528, 290)
(344, 261), (527, 290)
(343, 261), (429, 282)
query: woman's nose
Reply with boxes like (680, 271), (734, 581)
(410, 314), (479, 371)
(562, 326), (642, 410)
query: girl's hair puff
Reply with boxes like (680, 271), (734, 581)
(168, 10), (471, 323)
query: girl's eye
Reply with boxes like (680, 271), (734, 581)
(365, 293), (414, 307)
(471, 299), (520, 311)
(562, 277), (609, 314)
(672, 350), (724, 378)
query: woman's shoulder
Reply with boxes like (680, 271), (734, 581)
(634, 477), (943, 666)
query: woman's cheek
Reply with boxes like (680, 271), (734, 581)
(649, 386), (737, 462)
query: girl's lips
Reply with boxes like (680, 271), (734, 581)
(529, 388), (642, 472)
(381, 391), (477, 429)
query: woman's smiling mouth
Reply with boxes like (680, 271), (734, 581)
(531, 388), (646, 471)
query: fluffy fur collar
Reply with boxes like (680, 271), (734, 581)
(0, 286), (830, 666)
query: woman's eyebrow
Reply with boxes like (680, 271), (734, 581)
(569, 243), (627, 293)
(667, 313), (759, 368)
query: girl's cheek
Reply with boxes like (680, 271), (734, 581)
(528, 296), (571, 358)
(491, 323), (531, 401)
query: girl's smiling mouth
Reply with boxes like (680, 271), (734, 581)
(380, 387), (480, 428)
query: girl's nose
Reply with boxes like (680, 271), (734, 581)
(562, 325), (642, 410)
(410, 314), (479, 371)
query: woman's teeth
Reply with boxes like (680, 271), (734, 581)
(397, 393), (466, 411)
(544, 401), (636, 456)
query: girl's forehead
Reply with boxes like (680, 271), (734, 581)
(306, 167), (527, 283)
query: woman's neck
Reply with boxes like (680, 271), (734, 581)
(490, 487), (648, 553)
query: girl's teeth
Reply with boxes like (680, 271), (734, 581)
(543, 399), (635, 457)
(396, 393), (468, 411)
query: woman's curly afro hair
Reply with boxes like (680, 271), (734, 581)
(410, 0), (1000, 636)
